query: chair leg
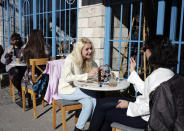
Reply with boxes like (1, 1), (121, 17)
(9, 79), (15, 102)
(41, 100), (45, 108)
(0, 75), (2, 89)
(9, 79), (12, 96)
(22, 86), (26, 112)
(52, 99), (56, 129)
(112, 128), (123, 131)
(61, 107), (67, 131)
(32, 92), (37, 119)
(12, 84), (15, 102)
(74, 111), (78, 124)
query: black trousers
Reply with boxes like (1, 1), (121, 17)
(89, 97), (147, 131)
(9, 66), (26, 92)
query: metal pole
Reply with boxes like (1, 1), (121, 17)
(19, 0), (22, 36)
(33, 0), (37, 29)
(104, 1), (111, 65)
(52, 0), (56, 58)
(156, 0), (165, 35)
(7, 0), (10, 46)
(169, 0), (178, 41)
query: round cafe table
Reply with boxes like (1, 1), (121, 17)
(9, 62), (27, 66)
(73, 79), (130, 91)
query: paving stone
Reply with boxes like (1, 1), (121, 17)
(0, 86), (90, 131)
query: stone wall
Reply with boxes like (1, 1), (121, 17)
(78, 0), (105, 66)
(78, 0), (129, 69)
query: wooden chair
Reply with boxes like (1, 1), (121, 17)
(52, 99), (82, 131)
(46, 59), (82, 131)
(0, 73), (14, 101)
(111, 122), (144, 131)
(9, 79), (15, 102)
(21, 58), (49, 119)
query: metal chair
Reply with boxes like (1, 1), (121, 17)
(21, 58), (49, 119)
(111, 122), (144, 131)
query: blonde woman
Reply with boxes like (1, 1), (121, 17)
(58, 37), (98, 131)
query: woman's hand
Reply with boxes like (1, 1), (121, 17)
(129, 57), (136, 74)
(116, 99), (129, 109)
(88, 67), (98, 78)
(8, 49), (12, 54)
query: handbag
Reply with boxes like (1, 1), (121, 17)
(32, 74), (49, 95)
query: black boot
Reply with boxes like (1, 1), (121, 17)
(18, 91), (22, 99)
(26, 93), (32, 108)
(74, 127), (82, 131)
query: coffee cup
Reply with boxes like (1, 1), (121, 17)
(108, 78), (117, 87)
(16, 58), (20, 63)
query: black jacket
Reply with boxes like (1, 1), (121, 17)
(148, 75), (184, 131)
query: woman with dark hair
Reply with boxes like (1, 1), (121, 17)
(1, 33), (25, 95)
(1, 33), (23, 69)
(21, 30), (51, 107)
(23, 30), (51, 63)
(88, 35), (177, 131)
(22, 29), (51, 87)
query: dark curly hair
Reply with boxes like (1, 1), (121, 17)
(144, 35), (177, 69)
(10, 32), (23, 48)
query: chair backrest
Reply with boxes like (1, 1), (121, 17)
(43, 59), (65, 104)
(29, 58), (49, 83)
(149, 74), (184, 131)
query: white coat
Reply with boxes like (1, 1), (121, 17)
(127, 68), (174, 121)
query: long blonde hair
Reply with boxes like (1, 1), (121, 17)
(71, 37), (95, 73)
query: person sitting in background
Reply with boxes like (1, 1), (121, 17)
(23, 30), (51, 64)
(58, 37), (98, 131)
(0, 45), (6, 73)
(1, 33), (26, 96)
(21, 30), (51, 106)
(88, 35), (177, 131)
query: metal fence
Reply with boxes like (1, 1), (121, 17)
(1, 0), (19, 48)
(1, 0), (183, 76)
(104, 0), (184, 79)
(1, 0), (79, 58)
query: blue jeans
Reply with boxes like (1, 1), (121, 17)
(59, 88), (96, 129)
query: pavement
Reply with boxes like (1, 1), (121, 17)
(0, 85), (89, 131)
